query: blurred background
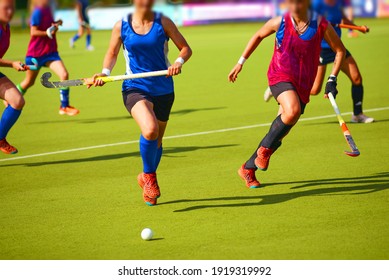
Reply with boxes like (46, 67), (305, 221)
(12, 0), (389, 31)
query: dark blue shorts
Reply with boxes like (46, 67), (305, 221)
(320, 48), (352, 65)
(82, 12), (90, 25)
(26, 52), (61, 70)
(123, 89), (175, 122)
(270, 82), (307, 115)
(0, 72), (5, 79)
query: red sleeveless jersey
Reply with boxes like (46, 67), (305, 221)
(267, 13), (328, 104)
(0, 24), (10, 58)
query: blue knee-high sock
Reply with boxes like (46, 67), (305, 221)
(140, 135), (158, 174)
(60, 88), (70, 108)
(72, 33), (80, 42)
(86, 34), (91, 47)
(155, 146), (163, 170)
(0, 105), (22, 140)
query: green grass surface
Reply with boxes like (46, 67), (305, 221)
(1, 19), (388, 260)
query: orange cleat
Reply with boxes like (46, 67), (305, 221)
(140, 173), (160, 198)
(59, 106), (80, 116)
(255, 146), (275, 171)
(348, 31), (359, 38)
(138, 173), (159, 206)
(238, 165), (261, 189)
(0, 138), (18, 154)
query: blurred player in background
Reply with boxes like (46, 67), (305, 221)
(311, 0), (373, 123)
(70, 0), (94, 51)
(0, 0), (27, 154)
(91, 0), (192, 206)
(344, 1), (359, 38)
(17, 0), (80, 116)
(229, 0), (346, 188)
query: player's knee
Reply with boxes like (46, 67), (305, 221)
(61, 71), (69, 81)
(10, 94), (25, 110)
(283, 106), (301, 124)
(310, 86), (322, 95)
(142, 125), (159, 141)
(352, 74), (362, 86)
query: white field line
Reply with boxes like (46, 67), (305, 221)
(0, 106), (388, 163)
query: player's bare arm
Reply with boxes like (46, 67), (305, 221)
(228, 16), (281, 83)
(0, 59), (27, 71)
(91, 20), (122, 87)
(162, 16), (192, 76)
(30, 24), (57, 37)
(323, 24), (346, 98)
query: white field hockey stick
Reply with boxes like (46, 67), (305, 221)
(40, 70), (169, 89)
(328, 93), (360, 157)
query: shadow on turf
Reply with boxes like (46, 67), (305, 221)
(304, 118), (389, 126)
(0, 144), (237, 167)
(27, 107), (227, 124)
(149, 238), (165, 242)
(160, 172), (389, 212)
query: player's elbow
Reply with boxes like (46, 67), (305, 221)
(310, 87), (322, 96)
(185, 46), (193, 60)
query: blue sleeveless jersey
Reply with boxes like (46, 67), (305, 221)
(276, 11), (320, 48)
(121, 13), (174, 95)
(312, 0), (350, 49)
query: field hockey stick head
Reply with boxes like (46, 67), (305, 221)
(40, 72), (56, 88)
(345, 150), (360, 157)
(343, 134), (361, 157)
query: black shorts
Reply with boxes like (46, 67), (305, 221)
(270, 82), (307, 114)
(320, 48), (352, 65)
(0, 72), (5, 79)
(123, 89), (175, 122)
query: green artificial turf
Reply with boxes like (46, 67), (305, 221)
(0, 19), (388, 260)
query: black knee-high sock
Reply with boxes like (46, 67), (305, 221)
(262, 115), (293, 149)
(352, 84), (364, 116)
(244, 116), (292, 170)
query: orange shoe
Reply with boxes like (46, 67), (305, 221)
(238, 165), (261, 189)
(59, 106), (80, 116)
(138, 173), (158, 206)
(0, 138), (18, 154)
(255, 146), (275, 171)
(348, 31), (359, 38)
(138, 173), (161, 198)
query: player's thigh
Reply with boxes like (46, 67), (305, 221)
(47, 60), (69, 80)
(0, 77), (25, 109)
(311, 65), (327, 95)
(276, 90), (301, 124)
(341, 55), (362, 85)
(131, 100), (159, 140)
